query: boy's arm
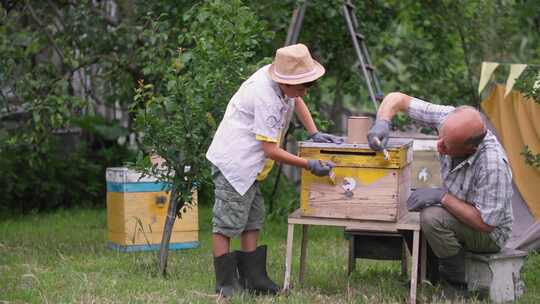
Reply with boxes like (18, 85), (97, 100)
(294, 97), (317, 136)
(294, 97), (343, 143)
(261, 141), (309, 169)
(261, 141), (333, 176)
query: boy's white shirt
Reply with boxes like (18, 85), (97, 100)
(206, 65), (295, 195)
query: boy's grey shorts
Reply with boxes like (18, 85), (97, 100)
(212, 168), (265, 238)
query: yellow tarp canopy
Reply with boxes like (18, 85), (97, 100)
(481, 84), (540, 219)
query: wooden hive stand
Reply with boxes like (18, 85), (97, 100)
(283, 210), (426, 304)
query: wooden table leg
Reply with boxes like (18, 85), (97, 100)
(348, 234), (355, 275)
(420, 232), (427, 284)
(284, 223), (295, 291)
(409, 229), (420, 304)
(401, 239), (409, 276)
(299, 224), (309, 286)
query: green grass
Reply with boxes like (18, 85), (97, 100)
(1, 206), (539, 303)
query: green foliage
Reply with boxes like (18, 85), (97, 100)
(515, 67), (540, 104)
(1, 0), (539, 212)
(374, 0), (539, 106)
(522, 146), (540, 168)
(0, 2), (138, 212)
(0, 138), (133, 213)
(130, 0), (273, 214)
(515, 67), (540, 168)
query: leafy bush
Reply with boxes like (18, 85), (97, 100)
(0, 137), (133, 214)
(515, 67), (540, 168)
(130, 0), (273, 213)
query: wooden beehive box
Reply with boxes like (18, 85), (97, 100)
(106, 167), (199, 252)
(299, 138), (413, 222)
(392, 132), (442, 189)
(411, 138), (442, 189)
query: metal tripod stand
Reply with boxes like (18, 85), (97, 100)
(286, 0), (383, 110)
(269, 1), (385, 211)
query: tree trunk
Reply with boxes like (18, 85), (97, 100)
(158, 186), (179, 277)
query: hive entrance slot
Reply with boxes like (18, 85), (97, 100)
(320, 150), (377, 156)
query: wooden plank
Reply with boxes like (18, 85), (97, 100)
(299, 138), (413, 149)
(107, 192), (126, 232)
(420, 234), (427, 283)
(302, 169), (400, 221)
(396, 212), (420, 230)
(303, 208), (396, 222)
(300, 149), (406, 169)
(402, 239), (409, 276)
(410, 230), (420, 304)
(111, 192), (198, 233)
(411, 151), (442, 189)
(348, 237), (355, 275)
(398, 165), (412, 221)
(299, 225), (309, 286)
(109, 230), (198, 246)
(288, 216), (400, 232)
(299, 139), (413, 168)
(285, 209), (423, 302)
(284, 223), (295, 290)
(288, 209), (419, 230)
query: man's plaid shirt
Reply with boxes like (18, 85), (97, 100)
(408, 98), (513, 248)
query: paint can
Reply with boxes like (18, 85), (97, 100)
(346, 116), (372, 144)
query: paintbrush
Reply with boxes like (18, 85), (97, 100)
(373, 137), (390, 161)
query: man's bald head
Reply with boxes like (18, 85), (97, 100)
(437, 106), (487, 157)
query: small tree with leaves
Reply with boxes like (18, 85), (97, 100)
(514, 67), (540, 169)
(130, 0), (272, 276)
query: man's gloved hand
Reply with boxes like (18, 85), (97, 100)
(307, 160), (335, 176)
(309, 132), (344, 144)
(367, 119), (391, 151)
(407, 187), (446, 211)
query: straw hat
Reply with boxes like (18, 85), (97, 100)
(268, 43), (325, 85)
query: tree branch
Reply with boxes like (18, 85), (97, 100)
(25, 3), (65, 72)
(89, 2), (119, 27)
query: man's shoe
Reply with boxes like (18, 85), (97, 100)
(439, 249), (466, 285)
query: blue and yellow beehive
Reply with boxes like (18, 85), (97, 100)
(106, 167), (199, 252)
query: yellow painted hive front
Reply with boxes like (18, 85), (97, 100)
(106, 167), (199, 252)
(299, 138), (413, 222)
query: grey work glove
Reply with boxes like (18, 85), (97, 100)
(367, 119), (391, 151)
(407, 187), (446, 211)
(307, 160), (335, 176)
(309, 132), (344, 144)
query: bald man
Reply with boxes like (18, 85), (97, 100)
(367, 92), (513, 286)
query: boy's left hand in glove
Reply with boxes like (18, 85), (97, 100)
(309, 132), (344, 144)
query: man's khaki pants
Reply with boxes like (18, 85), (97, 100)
(420, 206), (501, 284)
(420, 206), (500, 259)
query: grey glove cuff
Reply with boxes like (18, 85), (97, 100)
(308, 132), (320, 140)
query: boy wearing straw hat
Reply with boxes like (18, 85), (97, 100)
(206, 43), (340, 297)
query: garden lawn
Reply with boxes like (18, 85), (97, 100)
(1, 206), (539, 303)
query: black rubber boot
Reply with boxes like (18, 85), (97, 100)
(214, 252), (241, 298)
(439, 249), (466, 286)
(236, 245), (280, 295)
